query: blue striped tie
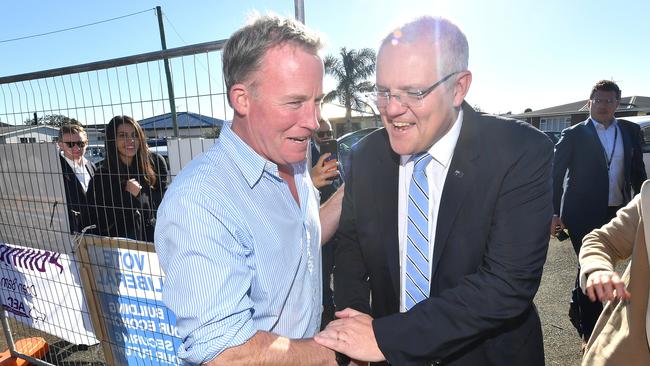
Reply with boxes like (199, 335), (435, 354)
(405, 153), (433, 310)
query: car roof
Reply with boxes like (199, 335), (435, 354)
(622, 115), (650, 126)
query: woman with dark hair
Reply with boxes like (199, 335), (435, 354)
(89, 115), (168, 242)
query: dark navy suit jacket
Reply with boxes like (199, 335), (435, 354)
(553, 118), (646, 245)
(334, 103), (553, 365)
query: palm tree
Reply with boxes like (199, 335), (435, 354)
(324, 47), (376, 134)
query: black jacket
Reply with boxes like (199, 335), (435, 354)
(89, 153), (168, 242)
(334, 103), (552, 365)
(59, 155), (95, 234)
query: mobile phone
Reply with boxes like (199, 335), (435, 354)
(320, 139), (338, 161)
(556, 227), (570, 241)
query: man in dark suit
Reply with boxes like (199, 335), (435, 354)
(58, 123), (95, 234)
(551, 79), (646, 343)
(314, 16), (553, 366)
(310, 116), (341, 329)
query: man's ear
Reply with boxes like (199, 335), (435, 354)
(452, 71), (472, 108)
(229, 83), (250, 116)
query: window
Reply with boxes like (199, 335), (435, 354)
(539, 116), (571, 132)
(19, 137), (36, 143)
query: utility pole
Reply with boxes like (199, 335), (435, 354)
(156, 6), (178, 137)
(294, 0), (305, 23)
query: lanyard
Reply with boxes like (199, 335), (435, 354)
(604, 126), (618, 171)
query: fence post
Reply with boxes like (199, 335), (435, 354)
(156, 6), (178, 138)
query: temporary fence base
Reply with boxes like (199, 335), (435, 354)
(0, 337), (49, 366)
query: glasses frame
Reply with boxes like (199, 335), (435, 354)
(62, 141), (88, 148)
(316, 130), (333, 139)
(590, 98), (618, 105)
(372, 71), (460, 109)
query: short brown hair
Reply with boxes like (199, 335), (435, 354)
(590, 80), (621, 100)
(222, 14), (323, 105)
(58, 123), (86, 140)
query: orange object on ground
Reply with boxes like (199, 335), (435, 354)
(0, 337), (49, 366)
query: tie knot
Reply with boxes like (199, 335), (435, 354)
(412, 153), (433, 172)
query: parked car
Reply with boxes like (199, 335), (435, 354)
(337, 127), (380, 180)
(624, 115), (650, 178)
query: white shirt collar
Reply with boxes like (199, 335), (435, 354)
(400, 109), (464, 167)
(590, 117), (618, 130)
(60, 151), (87, 167)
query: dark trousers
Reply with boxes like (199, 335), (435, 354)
(568, 205), (621, 342)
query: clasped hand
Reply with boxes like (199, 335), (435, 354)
(314, 308), (385, 363)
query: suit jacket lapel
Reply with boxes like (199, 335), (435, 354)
(585, 120), (611, 172)
(619, 122), (633, 201)
(374, 131), (401, 298)
(431, 103), (480, 278)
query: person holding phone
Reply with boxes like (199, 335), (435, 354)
(311, 117), (343, 330)
(311, 116), (340, 196)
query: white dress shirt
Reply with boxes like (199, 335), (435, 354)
(398, 110), (464, 312)
(61, 152), (91, 193)
(590, 118), (624, 206)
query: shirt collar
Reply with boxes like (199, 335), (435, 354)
(590, 117), (618, 130)
(60, 151), (88, 168)
(220, 121), (288, 188)
(400, 109), (464, 168)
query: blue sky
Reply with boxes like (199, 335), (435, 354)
(1, 0), (649, 116)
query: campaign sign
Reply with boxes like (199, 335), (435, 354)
(0, 242), (98, 345)
(79, 236), (182, 366)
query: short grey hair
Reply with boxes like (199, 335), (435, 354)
(380, 16), (468, 79)
(222, 14), (323, 105)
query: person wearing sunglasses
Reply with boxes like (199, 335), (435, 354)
(310, 116), (343, 330)
(57, 123), (95, 234)
(89, 115), (168, 243)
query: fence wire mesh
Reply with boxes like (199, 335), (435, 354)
(0, 39), (228, 366)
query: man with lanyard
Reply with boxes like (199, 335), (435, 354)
(551, 79), (646, 346)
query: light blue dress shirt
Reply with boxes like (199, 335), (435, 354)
(154, 122), (322, 365)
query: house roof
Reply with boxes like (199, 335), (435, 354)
(138, 112), (225, 130)
(511, 96), (650, 118)
(0, 125), (59, 137)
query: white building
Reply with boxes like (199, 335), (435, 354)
(0, 125), (59, 144)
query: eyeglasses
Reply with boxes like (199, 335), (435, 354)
(371, 71), (460, 109)
(591, 98), (618, 105)
(316, 130), (333, 139)
(62, 141), (87, 148)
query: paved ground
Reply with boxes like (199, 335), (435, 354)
(1, 237), (588, 365)
(537, 237), (583, 366)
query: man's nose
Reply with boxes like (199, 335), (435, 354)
(384, 95), (407, 117)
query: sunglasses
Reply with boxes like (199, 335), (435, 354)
(62, 141), (87, 148)
(316, 131), (333, 139)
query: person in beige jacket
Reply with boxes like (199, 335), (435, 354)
(579, 179), (650, 365)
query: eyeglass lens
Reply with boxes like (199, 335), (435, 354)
(64, 141), (87, 148)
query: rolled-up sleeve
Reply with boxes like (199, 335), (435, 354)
(155, 185), (256, 364)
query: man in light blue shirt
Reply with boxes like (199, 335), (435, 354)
(155, 14), (343, 365)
